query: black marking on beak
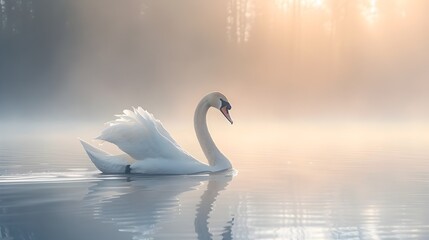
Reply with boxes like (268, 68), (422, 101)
(220, 99), (233, 124)
(220, 99), (232, 110)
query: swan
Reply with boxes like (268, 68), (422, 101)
(80, 92), (233, 174)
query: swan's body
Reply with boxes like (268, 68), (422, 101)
(80, 92), (233, 174)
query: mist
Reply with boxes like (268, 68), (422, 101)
(1, 0), (429, 128)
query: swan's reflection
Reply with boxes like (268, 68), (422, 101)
(195, 174), (234, 240)
(84, 172), (234, 240)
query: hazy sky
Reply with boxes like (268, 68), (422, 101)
(1, 0), (429, 124)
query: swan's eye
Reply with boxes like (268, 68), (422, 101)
(220, 99), (231, 110)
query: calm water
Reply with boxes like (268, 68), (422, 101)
(2, 0), (429, 239)
(1, 130), (429, 240)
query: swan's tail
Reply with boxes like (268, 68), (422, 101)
(79, 139), (130, 174)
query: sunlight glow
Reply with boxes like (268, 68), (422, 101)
(362, 0), (379, 23)
(227, 0), (255, 43)
(275, 0), (325, 12)
(226, 0), (411, 44)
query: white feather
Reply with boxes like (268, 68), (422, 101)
(96, 107), (185, 160)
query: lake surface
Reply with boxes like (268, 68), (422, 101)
(1, 128), (429, 240)
(1, 0), (429, 239)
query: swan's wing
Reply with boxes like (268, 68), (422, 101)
(96, 107), (186, 160)
(135, 107), (179, 147)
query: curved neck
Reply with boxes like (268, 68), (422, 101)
(194, 97), (232, 170)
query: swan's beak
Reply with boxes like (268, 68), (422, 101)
(221, 106), (233, 124)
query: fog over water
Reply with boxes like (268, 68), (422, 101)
(1, 0), (429, 129)
(2, 2), (429, 239)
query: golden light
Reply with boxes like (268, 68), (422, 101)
(274, 0), (325, 12)
(361, 0), (379, 23)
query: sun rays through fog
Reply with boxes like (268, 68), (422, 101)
(1, 0), (428, 127)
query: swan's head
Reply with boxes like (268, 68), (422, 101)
(207, 92), (233, 124)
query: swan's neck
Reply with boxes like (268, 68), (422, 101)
(194, 97), (232, 170)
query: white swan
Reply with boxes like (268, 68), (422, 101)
(80, 92), (233, 174)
